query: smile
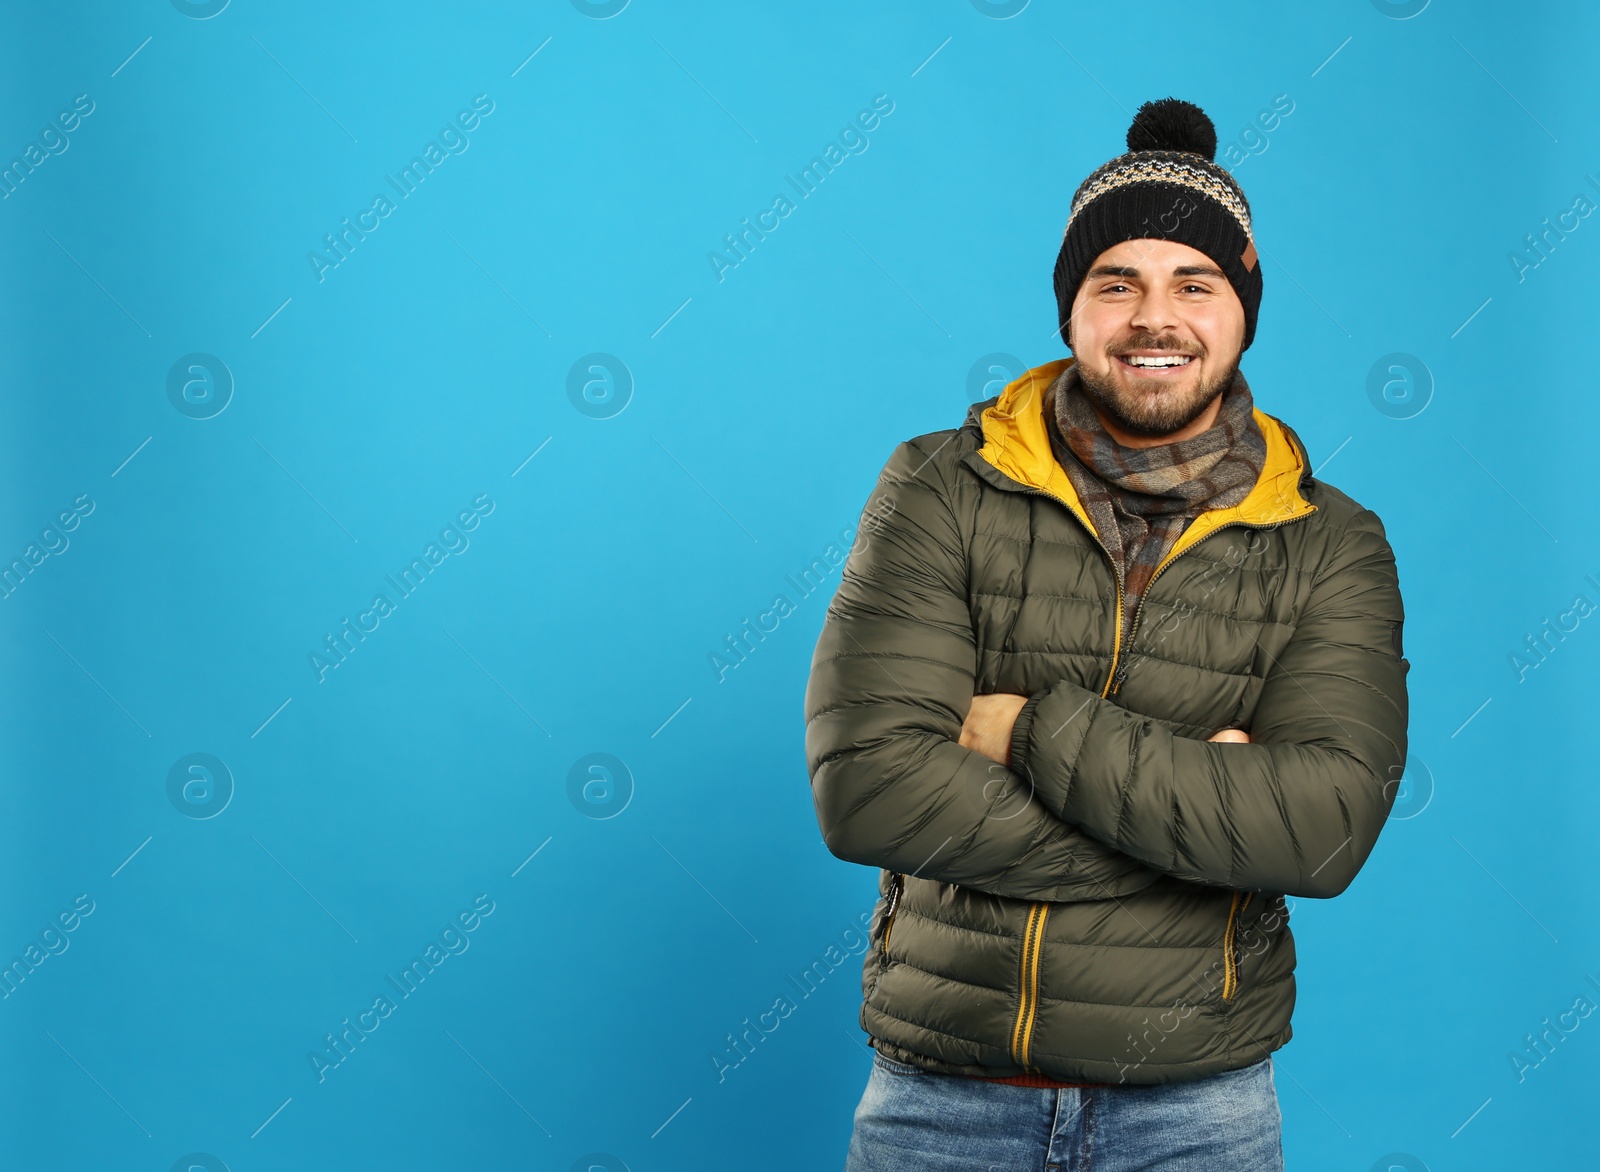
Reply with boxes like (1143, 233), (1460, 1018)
(1117, 354), (1194, 370)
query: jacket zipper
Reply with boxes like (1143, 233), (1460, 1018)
(880, 872), (904, 958)
(1222, 891), (1254, 1002)
(1009, 901), (1051, 1067)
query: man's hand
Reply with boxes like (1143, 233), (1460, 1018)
(960, 693), (1252, 765)
(959, 693), (1031, 765)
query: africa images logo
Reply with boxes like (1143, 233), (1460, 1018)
(167, 353), (234, 420)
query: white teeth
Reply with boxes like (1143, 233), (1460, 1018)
(1123, 354), (1193, 367)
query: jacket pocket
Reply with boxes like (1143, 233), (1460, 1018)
(878, 872), (904, 959)
(1221, 891), (1254, 1004)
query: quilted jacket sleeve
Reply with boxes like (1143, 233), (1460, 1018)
(805, 437), (1163, 902)
(1007, 507), (1409, 899)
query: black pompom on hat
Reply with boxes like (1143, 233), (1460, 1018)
(1124, 96), (1219, 157)
(1053, 98), (1262, 352)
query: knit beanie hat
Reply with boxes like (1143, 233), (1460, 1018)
(1053, 98), (1262, 353)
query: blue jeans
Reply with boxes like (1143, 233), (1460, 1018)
(844, 1050), (1284, 1171)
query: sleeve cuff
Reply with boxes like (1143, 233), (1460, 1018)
(1008, 692), (1045, 773)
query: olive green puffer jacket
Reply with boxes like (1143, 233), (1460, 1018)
(804, 357), (1409, 1085)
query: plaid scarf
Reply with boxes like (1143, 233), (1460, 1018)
(1046, 360), (1267, 654)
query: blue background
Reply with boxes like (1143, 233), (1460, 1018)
(0, 0), (1594, 1168)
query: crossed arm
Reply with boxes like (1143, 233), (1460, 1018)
(806, 439), (1409, 902)
(960, 694), (1250, 760)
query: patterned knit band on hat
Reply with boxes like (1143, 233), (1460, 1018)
(1054, 97), (1262, 352)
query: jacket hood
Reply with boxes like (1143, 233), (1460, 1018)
(963, 357), (1317, 561)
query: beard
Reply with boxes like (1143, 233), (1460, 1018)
(1075, 334), (1240, 440)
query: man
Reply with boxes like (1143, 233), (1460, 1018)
(804, 98), (1409, 1170)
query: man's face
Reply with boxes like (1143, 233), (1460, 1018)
(1067, 238), (1247, 440)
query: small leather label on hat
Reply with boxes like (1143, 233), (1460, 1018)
(1241, 240), (1258, 271)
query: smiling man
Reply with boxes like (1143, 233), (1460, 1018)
(1076, 246), (1243, 438)
(805, 98), (1410, 1170)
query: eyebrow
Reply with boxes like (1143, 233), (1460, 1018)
(1085, 264), (1228, 280)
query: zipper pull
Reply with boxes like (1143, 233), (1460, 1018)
(880, 873), (904, 958)
(1111, 663), (1129, 693)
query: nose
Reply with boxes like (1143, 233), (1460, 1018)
(1128, 286), (1181, 338)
